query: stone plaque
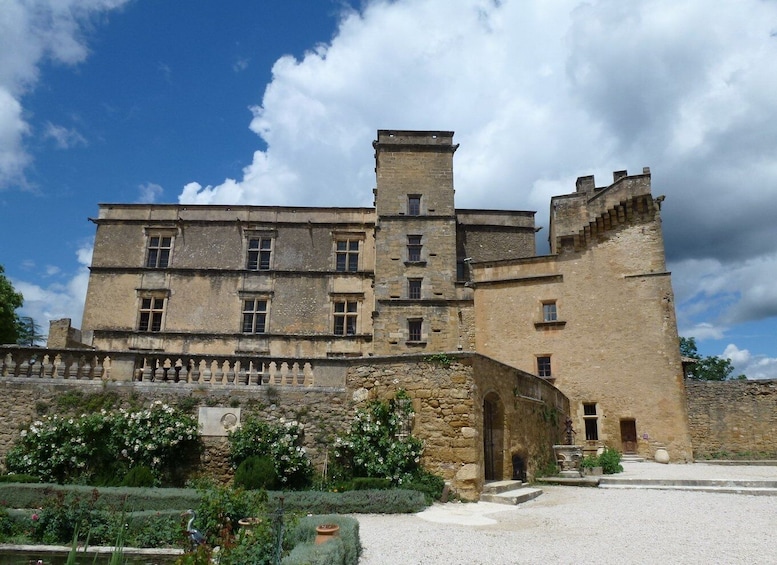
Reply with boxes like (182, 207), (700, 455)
(198, 407), (242, 437)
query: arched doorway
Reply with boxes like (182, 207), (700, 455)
(483, 392), (505, 481)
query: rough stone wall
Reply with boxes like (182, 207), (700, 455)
(686, 380), (777, 457)
(0, 378), (349, 484)
(474, 207), (693, 462)
(346, 355), (567, 500)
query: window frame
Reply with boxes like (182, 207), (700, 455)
(333, 298), (359, 336)
(247, 236), (274, 271)
(241, 297), (269, 334)
(408, 195), (421, 216)
(335, 238), (360, 273)
(537, 355), (552, 378)
(583, 402), (599, 441)
(407, 318), (423, 342)
(407, 235), (423, 263)
(408, 278), (422, 300)
(137, 295), (166, 332)
(542, 301), (558, 322)
(144, 232), (174, 269)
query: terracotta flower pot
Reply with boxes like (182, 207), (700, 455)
(315, 523), (340, 545)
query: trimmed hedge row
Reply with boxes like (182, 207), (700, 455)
(0, 483), (428, 515)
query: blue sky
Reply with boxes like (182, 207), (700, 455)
(1, 0), (776, 378)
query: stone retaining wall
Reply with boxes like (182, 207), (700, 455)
(686, 379), (777, 458)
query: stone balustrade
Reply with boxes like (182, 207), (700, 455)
(0, 346), (338, 388)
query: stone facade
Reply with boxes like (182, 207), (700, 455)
(686, 380), (777, 458)
(472, 170), (694, 462)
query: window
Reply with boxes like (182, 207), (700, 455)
(335, 239), (360, 272)
(407, 235), (422, 262)
(537, 356), (552, 378)
(146, 236), (172, 268)
(408, 319), (422, 342)
(333, 300), (358, 335)
(543, 302), (558, 322)
(247, 237), (273, 270)
(583, 403), (599, 441)
(408, 195), (421, 216)
(408, 278), (422, 299)
(138, 297), (165, 332)
(457, 261), (470, 282)
(242, 298), (268, 333)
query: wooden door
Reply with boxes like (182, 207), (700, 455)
(620, 419), (637, 454)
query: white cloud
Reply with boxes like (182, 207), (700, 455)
(13, 241), (93, 336)
(723, 343), (777, 380)
(43, 122), (87, 149)
(176, 0), (777, 358)
(137, 182), (164, 204)
(0, 0), (130, 187)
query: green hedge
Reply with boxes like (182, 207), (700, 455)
(0, 483), (199, 512)
(268, 489), (427, 514)
(283, 515), (360, 565)
(0, 483), (427, 516)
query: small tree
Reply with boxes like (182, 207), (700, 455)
(16, 316), (45, 346)
(0, 265), (23, 345)
(680, 336), (745, 381)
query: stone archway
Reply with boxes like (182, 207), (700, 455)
(483, 392), (505, 481)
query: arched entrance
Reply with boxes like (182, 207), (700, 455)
(483, 392), (505, 481)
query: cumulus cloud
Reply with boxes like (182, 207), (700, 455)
(177, 0), (777, 341)
(13, 241), (93, 335)
(0, 0), (130, 187)
(723, 344), (777, 380)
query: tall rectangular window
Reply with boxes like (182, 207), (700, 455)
(407, 235), (422, 262)
(543, 302), (558, 322)
(242, 299), (268, 333)
(537, 356), (552, 378)
(247, 237), (273, 270)
(333, 300), (358, 335)
(408, 319), (422, 342)
(138, 297), (165, 332)
(583, 403), (599, 441)
(336, 239), (360, 272)
(408, 195), (421, 216)
(146, 236), (172, 268)
(408, 278), (422, 299)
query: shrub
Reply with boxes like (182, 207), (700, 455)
(194, 481), (268, 546)
(402, 471), (446, 504)
(268, 489), (427, 514)
(234, 455), (277, 491)
(0, 506), (21, 542)
(333, 391), (424, 484)
(0, 474), (39, 483)
(599, 447), (624, 474)
(122, 466), (156, 488)
(5, 401), (200, 486)
(348, 477), (391, 491)
(229, 417), (313, 489)
(284, 515), (361, 565)
(580, 455), (600, 469)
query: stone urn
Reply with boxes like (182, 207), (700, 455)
(553, 444), (583, 477)
(654, 447), (670, 464)
(315, 523), (340, 545)
(238, 517), (262, 535)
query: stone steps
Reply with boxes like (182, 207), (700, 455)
(598, 477), (777, 495)
(479, 480), (543, 505)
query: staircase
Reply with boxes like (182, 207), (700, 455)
(479, 480), (543, 505)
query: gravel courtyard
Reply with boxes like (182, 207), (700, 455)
(356, 463), (777, 565)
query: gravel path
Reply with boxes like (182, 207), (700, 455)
(355, 463), (777, 565)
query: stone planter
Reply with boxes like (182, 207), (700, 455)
(553, 444), (583, 477)
(315, 523), (340, 545)
(582, 466), (603, 476)
(238, 517), (262, 535)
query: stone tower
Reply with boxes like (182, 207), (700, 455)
(371, 130), (464, 354)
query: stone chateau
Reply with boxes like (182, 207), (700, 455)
(2, 129), (695, 496)
(76, 129), (692, 462)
